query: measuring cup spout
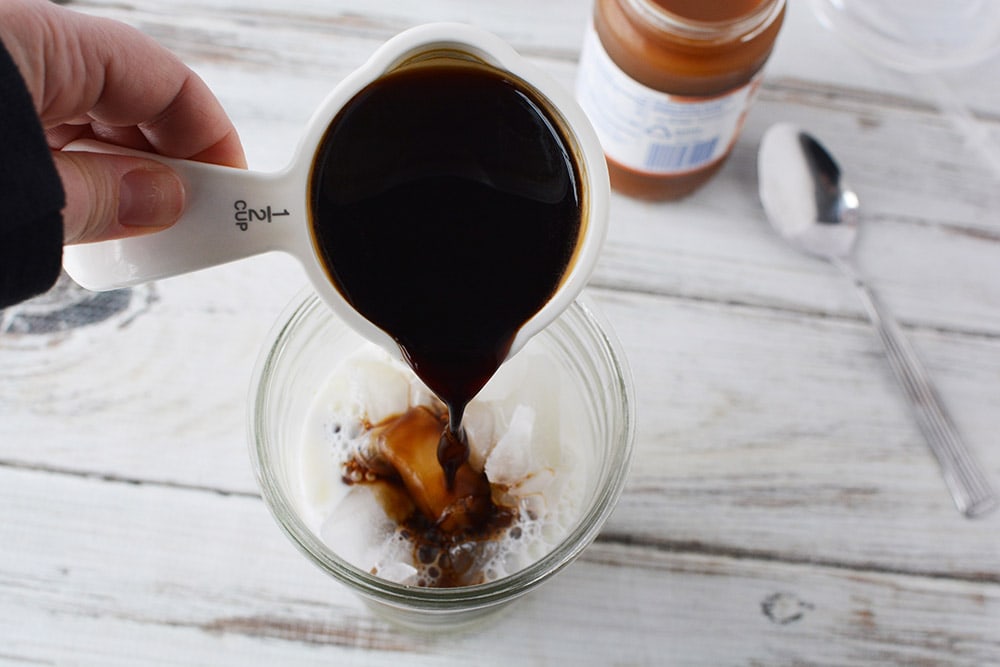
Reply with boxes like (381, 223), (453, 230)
(62, 140), (305, 291)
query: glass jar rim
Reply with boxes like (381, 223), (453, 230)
(625, 0), (786, 43)
(248, 290), (636, 612)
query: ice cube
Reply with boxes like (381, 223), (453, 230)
(463, 402), (497, 470)
(346, 358), (410, 424)
(484, 403), (537, 485)
(476, 349), (530, 402)
(374, 561), (418, 585)
(374, 406), (491, 531)
(320, 485), (396, 569)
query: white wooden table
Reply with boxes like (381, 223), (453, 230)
(2, 1), (999, 664)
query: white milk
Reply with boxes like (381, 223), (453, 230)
(290, 342), (593, 586)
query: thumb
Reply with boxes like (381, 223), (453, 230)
(52, 150), (186, 244)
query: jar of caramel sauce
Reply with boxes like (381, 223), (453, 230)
(576, 0), (786, 200)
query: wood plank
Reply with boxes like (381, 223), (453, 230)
(46, 0), (1000, 345)
(2, 3), (996, 666)
(0, 254), (305, 495)
(1, 466), (997, 666)
(61, 0), (1000, 336)
(3, 283), (998, 576)
(602, 287), (1000, 577)
(595, 88), (1000, 336)
(70, 0), (1000, 114)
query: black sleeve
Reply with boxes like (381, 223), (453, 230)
(0, 38), (66, 309)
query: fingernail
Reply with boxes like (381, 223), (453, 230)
(118, 167), (185, 228)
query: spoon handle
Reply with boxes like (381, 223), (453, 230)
(834, 259), (998, 518)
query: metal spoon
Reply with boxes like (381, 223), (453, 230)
(757, 122), (997, 518)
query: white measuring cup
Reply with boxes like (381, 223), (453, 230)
(63, 22), (610, 362)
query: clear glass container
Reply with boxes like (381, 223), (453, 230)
(248, 289), (636, 632)
(810, 0), (1000, 72)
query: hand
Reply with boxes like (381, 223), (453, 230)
(0, 0), (246, 244)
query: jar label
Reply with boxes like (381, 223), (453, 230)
(576, 23), (761, 175)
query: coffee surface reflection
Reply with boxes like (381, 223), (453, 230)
(310, 58), (583, 497)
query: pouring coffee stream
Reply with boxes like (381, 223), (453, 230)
(62, 24), (609, 504)
(312, 60), (585, 491)
(757, 122), (997, 518)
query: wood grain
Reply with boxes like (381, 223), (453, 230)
(2, 467), (997, 665)
(1, 0), (998, 664)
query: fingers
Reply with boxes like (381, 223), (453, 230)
(0, 1), (240, 245)
(53, 151), (185, 245)
(7, 0), (247, 169)
(47, 122), (157, 155)
(78, 16), (247, 169)
(127, 73), (248, 169)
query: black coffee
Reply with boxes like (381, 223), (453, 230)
(310, 58), (582, 487)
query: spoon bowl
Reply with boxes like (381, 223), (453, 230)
(757, 122), (997, 518)
(757, 123), (860, 259)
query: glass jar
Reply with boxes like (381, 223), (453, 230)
(248, 289), (636, 632)
(576, 0), (786, 200)
(810, 0), (1000, 72)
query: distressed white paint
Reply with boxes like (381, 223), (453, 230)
(1, 0), (998, 664)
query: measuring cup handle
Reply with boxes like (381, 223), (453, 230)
(62, 140), (303, 290)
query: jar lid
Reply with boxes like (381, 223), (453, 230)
(626, 0), (786, 43)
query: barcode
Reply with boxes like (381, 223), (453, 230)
(645, 138), (719, 171)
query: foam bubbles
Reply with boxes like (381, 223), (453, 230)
(292, 341), (592, 587)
